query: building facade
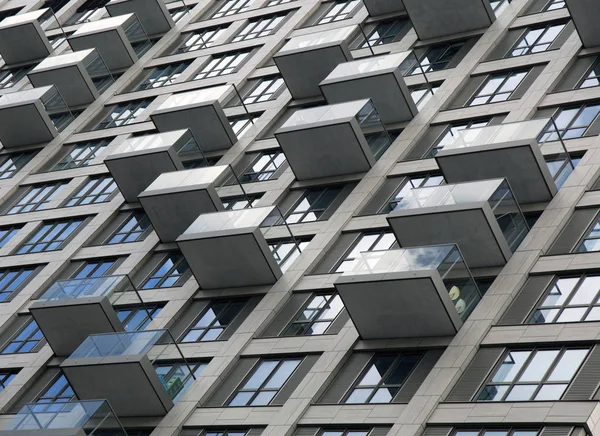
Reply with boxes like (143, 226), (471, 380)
(0, 0), (598, 436)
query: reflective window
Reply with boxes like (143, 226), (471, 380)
(0, 267), (37, 302)
(222, 195), (261, 210)
(140, 253), (189, 289)
(269, 239), (310, 272)
(212, 0), (255, 18)
(1, 319), (44, 354)
(267, 0), (294, 4)
(353, 19), (407, 48)
(469, 70), (528, 106)
(239, 76), (285, 105)
(95, 100), (151, 130)
(315, 0), (361, 25)
(65, 0), (109, 24)
(284, 186), (344, 224)
(6, 182), (69, 215)
(544, 0), (565, 11)
(135, 61), (191, 90)
(510, 23), (566, 57)
(283, 292), (344, 336)
(228, 358), (302, 406)
(409, 83), (441, 110)
(539, 104), (600, 142)
(16, 218), (86, 254)
(335, 231), (398, 273)
(229, 114), (261, 138)
(0, 151), (37, 179)
(180, 299), (248, 342)
(430, 119), (492, 157)
(72, 259), (116, 279)
(489, 0), (512, 15)
(530, 275), (600, 324)
(65, 176), (118, 207)
(320, 430), (374, 436)
(383, 174), (445, 213)
(175, 26), (228, 53)
(0, 66), (30, 89)
(0, 370), (18, 391)
(116, 305), (162, 331)
(195, 50), (253, 79)
(107, 212), (152, 244)
(454, 428), (538, 436)
(408, 42), (465, 75)
(578, 217), (600, 252)
(0, 226), (21, 248)
(477, 348), (589, 401)
(233, 13), (286, 42)
(579, 60), (600, 89)
(155, 361), (206, 402)
(240, 151), (286, 183)
(34, 374), (76, 406)
(169, 6), (189, 22)
(344, 353), (422, 404)
(53, 140), (110, 170)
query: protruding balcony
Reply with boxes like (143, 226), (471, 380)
(403, 0), (495, 40)
(106, 0), (173, 36)
(61, 330), (190, 417)
(177, 206), (290, 288)
(334, 245), (481, 339)
(387, 179), (529, 269)
(27, 49), (114, 107)
(1, 400), (126, 436)
(362, 0), (405, 16)
(30, 275), (141, 357)
(105, 130), (193, 202)
(564, 0), (600, 48)
(320, 52), (417, 124)
(150, 85), (237, 152)
(0, 9), (52, 66)
(274, 99), (391, 180)
(273, 26), (355, 100)
(0, 86), (73, 148)
(138, 167), (229, 243)
(435, 119), (558, 204)
(68, 14), (147, 71)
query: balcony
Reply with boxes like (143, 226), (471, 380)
(150, 85), (237, 152)
(362, 0), (405, 16)
(30, 275), (140, 356)
(0, 86), (72, 149)
(61, 330), (189, 417)
(106, 0), (173, 36)
(387, 179), (529, 269)
(27, 49), (113, 107)
(274, 99), (391, 180)
(435, 119), (558, 204)
(320, 52), (417, 124)
(403, 0), (495, 40)
(1, 401), (125, 436)
(138, 166), (230, 243)
(273, 26), (355, 100)
(0, 9), (52, 66)
(177, 206), (288, 288)
(105, 129), (192, 203)
(565, 0), (600, 48)
(334, 245), (481, 339)
(68, 14), (146, 71)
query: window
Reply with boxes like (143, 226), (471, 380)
(34, 374), (76, 406)
(240, 76), (285, 104)
(382, 174), (445, 213)
(95, 100), (151, 130)
(577, 216), (600, 252)
(134, 61), (191, 90)
(469, 70), (528, 106)
(107, 212), (152, 244)
(314, 0), (361, 25)
(579, 60), (600, 89)
(529, 275), (600, 324)
(1, 320), (44, 354)
(230, 114), (260, 138)
(64, 176), (118, 207)
(6, 182), (69, 215)
(140, 253), (189, 289)
(154, 361), (206, 402)
(52, 140), (110, 170)
(539, 104), (600, 141)
(353, 19), (407, 48)
(430, 119), (492, 157)
(318, 430), (381, 436)
(194, 50), (253, 80)
(335, 231), (398, 273)
(0, 8), (22, 21)
(0, 267), (37, 302)
(408, 42), (465, 75)
(73, 259), (117, 279)
(283, 292), (344, 336)
(409, 83), (440, 110)
(546, 154), (581, 189)
(509, 23), (565, 57)
(0, 370), (18, 392)
(232, 13), (286, 42)
(455, 429), (539, 436)
(116, 305), (162, 331)
(239, 151), (286, 182)
(0, 226), (21, 248)
(269, 239), (310, 271)
(175, 26), (228, 53)
(490, 0), (512, 15)
(16, 218), (86, 254)
(212, 0), (255, 18)
(181, 430), (258, 436)
(0, 66), (29, 89)
(477, 347), (589, 401)
(285, 186), (345, 224)
(228, 358), (302, 406)
(222, 195), (261, 210)
(267, 0), (294, 4)
(64, 0), (109, 25)
(544, 0), (565, 11)
(0, 151), (37, 179)
(182, 156), (221, 169)
(169, 6), (189, 22)
(179, 299), (248, 342)
(344, 353), (422, 404)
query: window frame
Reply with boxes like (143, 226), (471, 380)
(313, 0), (361, 25)
(194, 49), (254, 80)
(333, 231), (398, 273)
(284, 186), (345, 224)
(140, 252), (190, 289)
(134, 61), (192, 91)
(539, 104), (600, 142)
(0, 319), (44, 354)
(106, 211), (152, 245)
(95, 100), (151, 130)
(16, 218), (86, 254)
(211, 0), (255, 19)
(64, 176), (118, 207)
(232, 13), (287, 42)
(174, 26), (228, 53)
(0, 266), (38, 302)
(52, 140), (110, 171)
(239, 150), (286, 183)
(178, 299), (249, 343)
(282, 292), (345, 336)
(468, 69), (530, 106)
(508, 22), (566, 57)
(5, 182), (69, 215)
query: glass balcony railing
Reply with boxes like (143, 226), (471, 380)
(5, 400), (125, 435)
(70, 330), (166, 359)
(37, 275), (130, 302)
(342, 245), (482, 321)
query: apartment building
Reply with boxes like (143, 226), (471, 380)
(0, 0), (598, 435)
